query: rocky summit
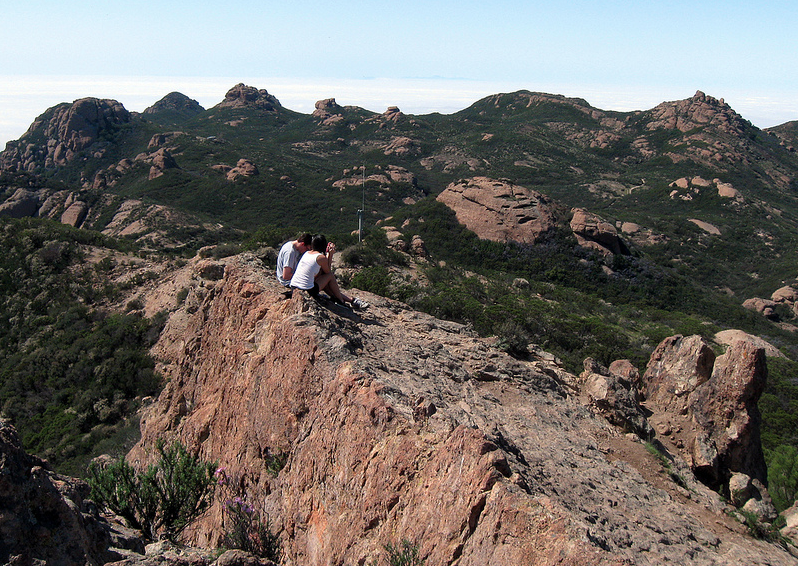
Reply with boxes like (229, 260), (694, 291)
(111, 252), (792, 566)
(1, 248), (797, 564)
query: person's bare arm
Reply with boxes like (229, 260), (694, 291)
(317, 253), (330, 274)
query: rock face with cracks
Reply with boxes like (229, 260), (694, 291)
(129, 253), (796, 566)
(436, 177), (559, 244)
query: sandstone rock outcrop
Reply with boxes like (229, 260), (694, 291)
(688, 340), (768, 488)
(143, 92), (204, 117)
(126, 254), (795, 565)
(147, 132), (185, 150)
(773, 285), (798, 304)
(331, 165), (418, 192)
(743, 297), (780, 320)
(688, 218), (722, 235)
(646, 91), (748, 137)
(742, 283), (798, 322)
(570, 207), (629, 256)
(60, 199), (89, 227)
(312, 98), (342, 117)
(0, 97), (131, 172)
(311, 98), (345, 126)
(382, 106), (403, 122)
(226, 158), (259, 181)
(217, 84), (281, 111)
(715, 329), (785, 358)
(0, 420), (116, 565)
(436, 177), (559, 244)
(0, 188), (41, 218)
(383, 135), (420, 156)
(578, 358), (652, 438)
(642, 336), (769, 492)
(643, 334), (716, 415)
(669, 176), (744, 203)
(771, 285), (798, 318)
(148, 148), (179, 180)
(0, 184), (221, 248)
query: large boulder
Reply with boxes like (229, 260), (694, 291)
(60, 200), (88, 227)
(642, 335), (769, 498)
(436, 177), (559, 244)
(642, 334), (716, 414)
(742, 297), (779, 319)
(570, 208), (629, 256)
(688, 340), (768, 488)
(578, 358), (653, 439)
(226, 159), (259, 181)
(0, 188), (41, 218)
(714, 329), (785, 358)
(148, 148), (179, 180)
(0, 420), (116, 565)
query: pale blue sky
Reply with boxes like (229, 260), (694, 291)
(1, 0), (796, 146)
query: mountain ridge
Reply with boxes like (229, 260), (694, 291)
(2, 77), (798, 560)
(4, 83), (798, 368)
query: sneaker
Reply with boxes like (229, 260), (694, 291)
(351, 297), (369, 310)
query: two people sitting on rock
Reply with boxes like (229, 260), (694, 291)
(289, 234), (369, 310)
(276, 233), (312, 288)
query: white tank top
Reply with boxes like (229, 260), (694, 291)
(290, 252), (322, 290)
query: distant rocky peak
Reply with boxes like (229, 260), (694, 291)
(313, 98), (342, 114)
(217, 83), (281, 110)
(312, 98), (345, 125)
(0, 97), (130, 172)
(646, 90), (749, 135)
(487, 91), (595, 115)
(382, 106), (403, 121)
(143, 92), (204, 116)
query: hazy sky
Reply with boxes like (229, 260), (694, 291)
(1, 0), (796, 147)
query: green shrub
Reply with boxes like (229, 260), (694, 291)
(220, 499), (280, 561)
(264, 450), (289, 477)
(735, 508), (789, 546)
(495, 319), (530, 357)
(215, 467), (281, 561)
(383, 539), (424, 566)
(341, 244), (382, 267)
(200, 243), (242, 259)
(765, 445), (798, 513)
(88, 440), (217, 541)
(0, 218), (165, 474)
(350, 266), (393, 296)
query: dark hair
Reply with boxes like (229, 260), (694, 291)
(299, 233), (312, 246)
(311, 234), (327, 253)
